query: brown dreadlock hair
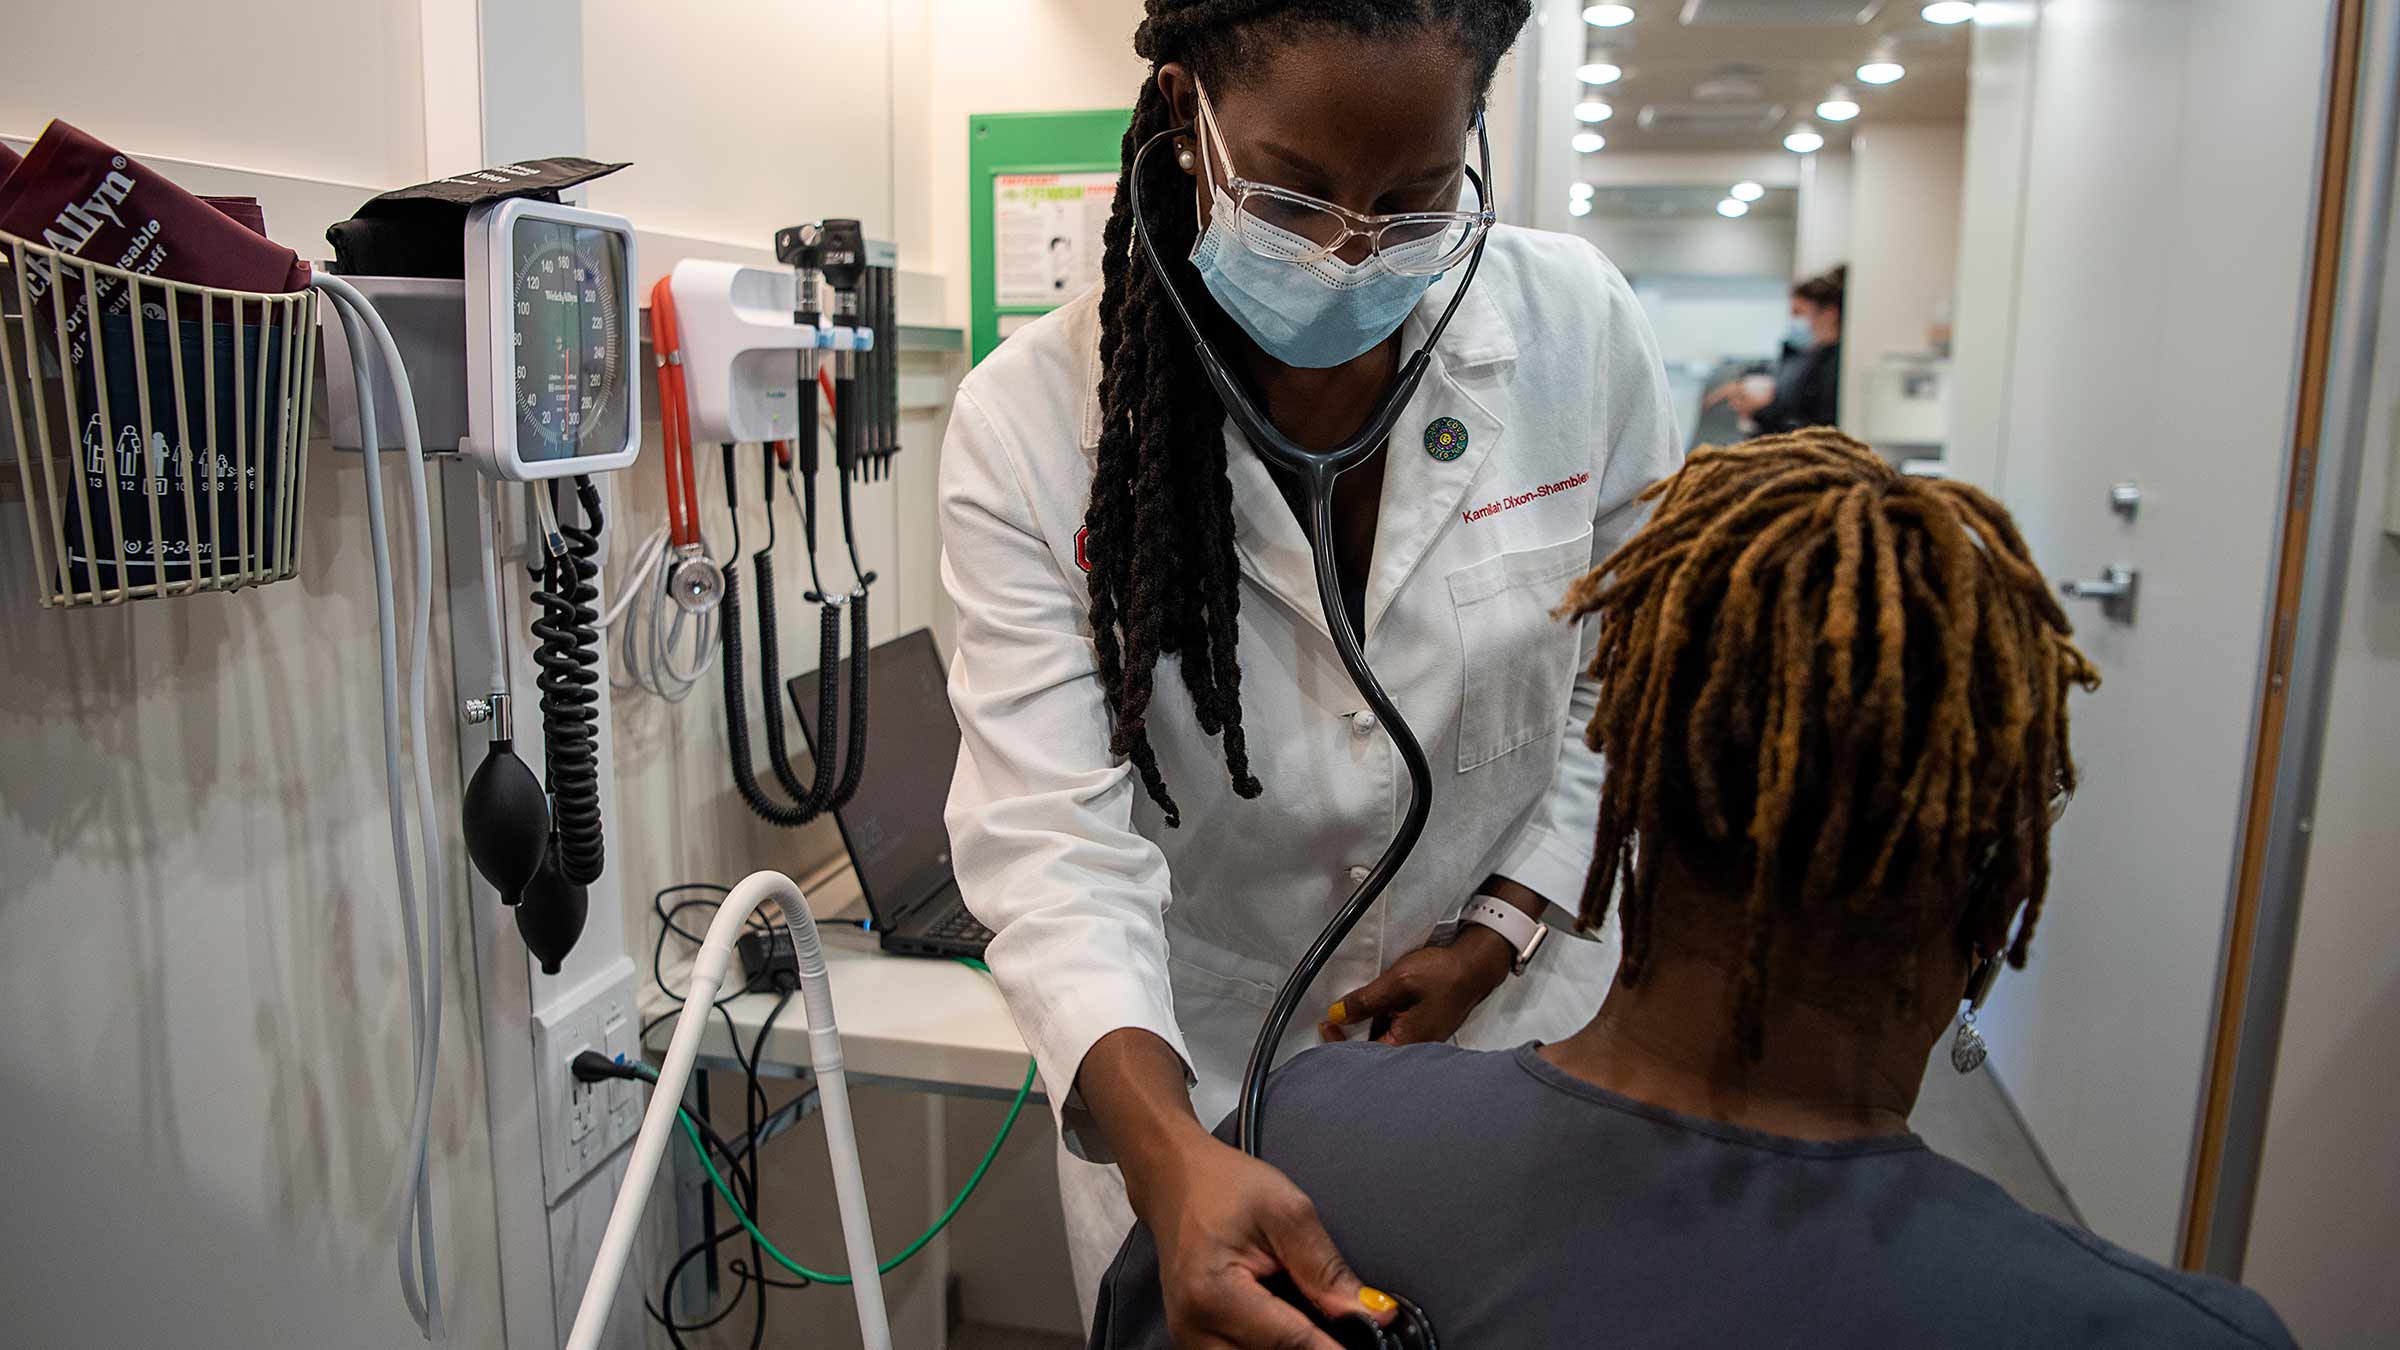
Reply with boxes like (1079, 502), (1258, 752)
(1558, 430), (2099, 1059)
(1089, 0), (1531, 826)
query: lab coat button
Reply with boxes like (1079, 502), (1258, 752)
(1346, 865), (1371, 884)
(1351, 710), (1377, 736)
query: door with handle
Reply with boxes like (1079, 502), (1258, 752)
(2060, 562), (2140, 625)
(1955, 0), (2334, 1265)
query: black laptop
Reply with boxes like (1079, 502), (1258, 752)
(788, 627), (993, 959)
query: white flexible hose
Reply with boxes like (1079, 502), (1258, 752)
(318, 274), (447, 1344)
(476, 473), (508, 697)
(564, 870), (891, 1350)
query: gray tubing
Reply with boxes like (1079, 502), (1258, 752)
(319, 277), (446, 1342)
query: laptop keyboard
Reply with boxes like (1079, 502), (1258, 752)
(925, 905), (994, 945)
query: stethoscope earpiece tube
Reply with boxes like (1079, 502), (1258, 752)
(1126, 123), (1485, 1158)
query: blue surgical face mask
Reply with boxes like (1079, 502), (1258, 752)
(1189, 183), (1442, 370)
(1786, 316), (1816, 352)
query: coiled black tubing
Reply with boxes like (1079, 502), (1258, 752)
(533, 476), (606, 886)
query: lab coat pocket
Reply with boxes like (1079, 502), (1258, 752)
(1447, 527), (1594, 773)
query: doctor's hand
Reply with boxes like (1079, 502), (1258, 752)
(1140, 1134), (1391, 1350)
(1084, 1029), (1388, 1350)
(1318, 930), (1512, 1046)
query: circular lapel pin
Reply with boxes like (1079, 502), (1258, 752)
(1423, 416), (1468, 462)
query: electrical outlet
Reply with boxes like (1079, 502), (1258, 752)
(600, 1011), (639, 1149)
(533, 957), (640, 1204)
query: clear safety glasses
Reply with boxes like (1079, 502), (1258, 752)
(1194, 79), (1495, 277)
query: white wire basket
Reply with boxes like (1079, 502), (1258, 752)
(0, 227), (316, 608)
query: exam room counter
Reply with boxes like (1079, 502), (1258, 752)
(639, 867), (1045, 1100)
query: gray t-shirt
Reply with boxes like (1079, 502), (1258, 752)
(1092, 1041), (2292, 1349)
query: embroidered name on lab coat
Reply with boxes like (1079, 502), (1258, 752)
(1461, 471), (1591, 525)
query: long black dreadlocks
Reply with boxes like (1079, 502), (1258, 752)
(1087, 0), (1532, 827)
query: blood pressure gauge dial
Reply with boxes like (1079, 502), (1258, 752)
(463, 198), (641, 480)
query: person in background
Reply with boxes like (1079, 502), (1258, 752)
(1706, 263), (1845, 433)
(1090, 431), (2296, 1350)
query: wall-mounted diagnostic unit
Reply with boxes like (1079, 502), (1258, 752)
(464, 198), (640, 479)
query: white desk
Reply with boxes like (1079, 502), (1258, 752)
(637, 919), (1041, 1099)
(638, 866), (1049, 1329)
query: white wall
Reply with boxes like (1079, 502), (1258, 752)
(1841, 123), (1965, 445)
(0, 0), (426, 187)
(0, 5), (520, 1346)
(1794, 149), (1854, 280)
(580, 0), (903, 261)
(1574, 212), (1797, 280)
(1946, 5), (2041, 488)
(0, 460), (508, 1350)
(913, 0), (1151, 328)
(2240, 181), (2400, 1347)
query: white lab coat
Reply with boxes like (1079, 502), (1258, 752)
(938, 225), (1681, 1298)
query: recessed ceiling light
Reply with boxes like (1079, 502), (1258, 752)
(1817, 97), (1860, 121)
(1717, 198), (1750, 218)
(1572, 131), (1607, 153)
(1569, 197), (1595, 217)
(1730, 180), (1764, 202)
(1571, 182), (1596, 200)
(1922, 1), (1978, 22)
(1578, 62), (1623, 85)
(1583, 4), (1636, 27)
(1575, 100), (1614, 123)
(1784, 124), (1825, 153)
(1857, 61), (1906, 85)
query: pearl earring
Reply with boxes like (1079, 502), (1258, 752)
(1176, 144), (1197, 172)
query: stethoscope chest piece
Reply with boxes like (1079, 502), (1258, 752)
(667, 544), (725, 615)
(1263, 1277), (1439, 1349)
(1339, 1296), (1439, 1350)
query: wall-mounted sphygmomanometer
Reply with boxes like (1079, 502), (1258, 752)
(462, 198), (640, 480)
(456, 196), (641, 976)
(322, 168), (644, 978)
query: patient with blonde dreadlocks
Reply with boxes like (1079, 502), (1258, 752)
(1090, 430), (2292, 1350)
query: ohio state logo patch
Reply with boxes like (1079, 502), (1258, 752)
(1074, 526), (1092, 573)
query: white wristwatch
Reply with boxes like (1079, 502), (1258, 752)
(1460, 895), (1550, 976)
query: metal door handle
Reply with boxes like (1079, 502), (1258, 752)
(2059, 564), (2139, 624)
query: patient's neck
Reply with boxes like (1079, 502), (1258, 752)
(1540, 942), (1939, 1143)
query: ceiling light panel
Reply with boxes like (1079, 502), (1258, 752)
(1679, 0), (1887, 23)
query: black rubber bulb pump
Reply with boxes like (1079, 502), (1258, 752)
(462, 736), (549, 902)
(513, 842), (588, 976)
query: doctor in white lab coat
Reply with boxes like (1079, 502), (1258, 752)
(939, 4), (1679, 1343)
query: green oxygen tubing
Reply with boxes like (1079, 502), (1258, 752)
(651, 1017), (1036, 1286)
(563, 871), (894, 1350)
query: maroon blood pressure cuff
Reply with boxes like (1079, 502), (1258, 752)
(0, 121), (307, 593)
(0, 120), (306, 297)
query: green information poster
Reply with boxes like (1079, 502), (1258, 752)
(968, 108), (1133, 365)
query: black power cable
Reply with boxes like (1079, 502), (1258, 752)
(576, 1051), (802, 1346)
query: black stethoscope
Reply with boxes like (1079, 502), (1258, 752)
(1129, 110), (1494, 1350)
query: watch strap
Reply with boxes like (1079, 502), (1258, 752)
(1460, 894), (1549, 976)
